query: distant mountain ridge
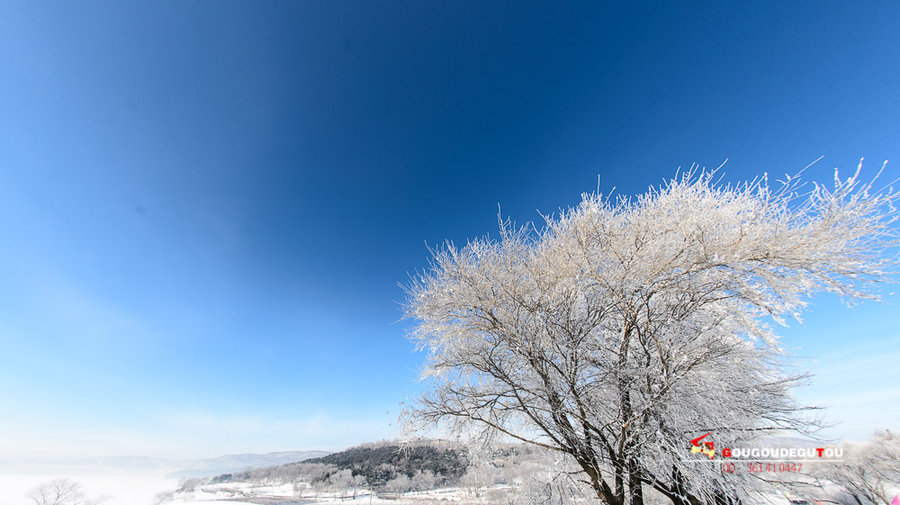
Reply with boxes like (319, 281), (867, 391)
(166, 450), (332, 478)
(0, 450), (331, 477)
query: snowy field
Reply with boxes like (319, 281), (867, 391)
(0, 471), (496, 505)
(171, 480), (502, 505)
(0, 471), (183, 505)
(1, 470), (867, 505)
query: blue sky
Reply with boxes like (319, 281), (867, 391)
(0, 2), (898, 460)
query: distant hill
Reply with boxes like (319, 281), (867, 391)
(209, 440), (470, 488)
(303, 441), (469, 486)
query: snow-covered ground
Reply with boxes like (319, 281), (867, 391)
(0, 471), (180, 505)
(178, 480), (490, 504)
(0, 471), (489, 505)
(2, 470), (864, 505)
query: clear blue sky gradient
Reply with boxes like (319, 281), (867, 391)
(1, 2), (898, 459)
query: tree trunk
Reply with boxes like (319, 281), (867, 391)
(578, 459), (624, 505)
(713, 489), (743, 505)
(648, 466), (705, 505)
(628, 459), (644, 505)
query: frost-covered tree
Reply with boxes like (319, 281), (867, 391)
(815, 430), (900, 505)
(403, 166), (898, 505)
(409, 470), (438, 491)
(27, 479), (105, 505)
(326, 469), (354, 498)
(385, 473), (412, 493)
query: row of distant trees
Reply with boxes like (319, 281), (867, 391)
(27, 431), (897, 505)
(813, 430), (900, 505)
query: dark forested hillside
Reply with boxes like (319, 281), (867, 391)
(303, 442), (468, 486)
(207, 440), (469, 490)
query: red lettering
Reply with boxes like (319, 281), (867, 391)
(722, 448), (731, 458)
(816, 448), (824, 457)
